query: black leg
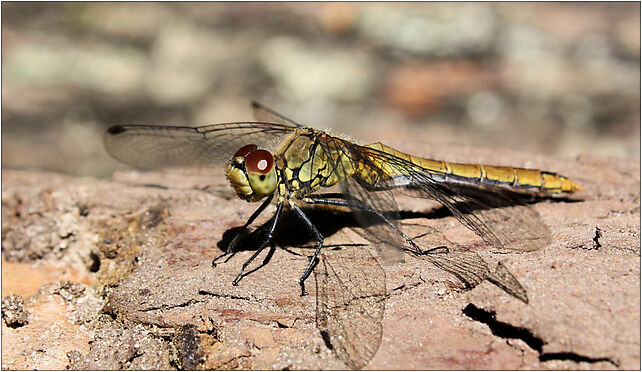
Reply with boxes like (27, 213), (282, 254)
(212, 194), (274, 267)
(233, 244), (277, 279)
(290, 204), (324, 296)
(232, 202), (284, 286)
(304, 196), (422, 254)
(211, 250), (233, 267)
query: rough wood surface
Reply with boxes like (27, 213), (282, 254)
(2, 143), (639, 370)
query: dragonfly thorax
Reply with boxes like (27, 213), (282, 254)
(225, 144), (278, 202)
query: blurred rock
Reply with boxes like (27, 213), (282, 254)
(466, 91), (504, 128)
(319, 2), (356, 36)
(2, 42), (147, 96)
(259, 37), (375, 102)
(559, 94), (594, 129)
(146, 23), (238, 105)
(195, 95), (251, 124)
(615, 14), (641, 58)
(497, 26), (563, 64)
(77, 2), (175, 40)
(358, 3), (496, 56)
(384, 60), (498, 116)
(575, 32), (612, 69)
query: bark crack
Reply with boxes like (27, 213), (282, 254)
(140, 298), (206, 312)
(198, 290), (251, 301)
(463, 304), (618, 367)
(592, 226), (602, 249)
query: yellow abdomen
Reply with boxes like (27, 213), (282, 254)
(366, 142), (582, 196)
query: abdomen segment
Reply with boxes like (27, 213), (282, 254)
(366, 142), (582, 196)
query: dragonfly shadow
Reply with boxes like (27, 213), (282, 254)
(214, 200), (462, 283)
(217, 206), (365, 254)
(215, 206), (371, 283)
(215, 200), (502, 256)
(218, 185), (581, 254)
(213, 188), (577, 282)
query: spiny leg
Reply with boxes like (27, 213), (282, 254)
(290, 204), (324, 296)
(304, 196), (425, 254)
(232, 202), (284, 286)
(212, 194), (274, 267)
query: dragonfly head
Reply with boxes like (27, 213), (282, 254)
(226, 144), (277, 202)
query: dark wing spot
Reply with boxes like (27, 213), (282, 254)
(106, 125), (128, 135)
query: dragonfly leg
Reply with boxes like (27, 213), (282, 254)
(290, 204), (324, 297)
(212, 194), (274, 268)
(232, 202), (284, 286)
(211, 250), (234, 267)
(305, 197), (422, 254)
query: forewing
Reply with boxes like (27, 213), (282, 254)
(251, 102), (304, 127)
(362, 148), (552, 253)
(314, 245), (385, 370)
(104, 122), (296, 170)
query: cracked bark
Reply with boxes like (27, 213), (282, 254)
(463, 304), (619, 367)
(1, 147), (639, 369)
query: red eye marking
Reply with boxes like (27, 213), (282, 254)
(245, 150), (273, 174)
(234, 144), (258, 158)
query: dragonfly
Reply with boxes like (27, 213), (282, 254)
(104, 102), (581, 367)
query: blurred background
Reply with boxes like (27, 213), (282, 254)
(2, 2), (640, 178)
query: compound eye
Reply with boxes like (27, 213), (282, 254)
(245, 150), (273, 174)
(234, 144), (258, 158)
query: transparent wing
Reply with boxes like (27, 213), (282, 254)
(251, 102), (304, 127)
(315, 137), (529, 302)
(315, 135), (406, 262)
(409, 228), (528, 303)
(355, 146), (552, 253)
(344, 177), (407, 262)
(314, 245), (385, 370)
(104, 122), (296, 170)
(313, 134), (549, 256)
